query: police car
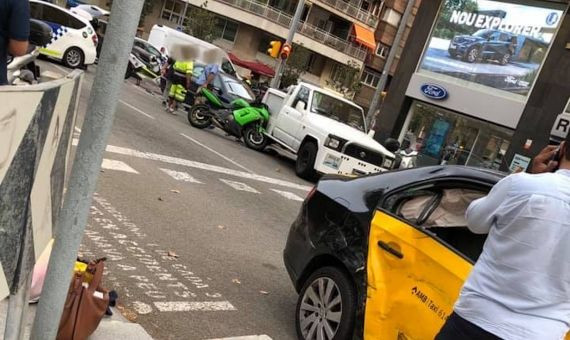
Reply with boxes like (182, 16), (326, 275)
(30, 0), (98, 68)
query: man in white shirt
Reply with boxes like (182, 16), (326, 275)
(436, 142), (570, 340)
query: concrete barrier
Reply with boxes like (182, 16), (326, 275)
(0, 71), (83, 299)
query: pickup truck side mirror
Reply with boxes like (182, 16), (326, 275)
(295, 101), (306, 112)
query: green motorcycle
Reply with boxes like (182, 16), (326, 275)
(188, 87), (270, 150)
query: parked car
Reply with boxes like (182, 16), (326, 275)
(284, 166), (507, 339)
(448, 29), (516, 65)
(30, 0), (98, 68)
(133, 38), (167, 70)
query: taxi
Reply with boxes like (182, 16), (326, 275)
(283, 166), (569, 339)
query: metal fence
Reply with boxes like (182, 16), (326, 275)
(314, 0), (378, 27)
(217, 0), (368, 61)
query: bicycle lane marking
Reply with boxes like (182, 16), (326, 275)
(79, 193), (236, 315)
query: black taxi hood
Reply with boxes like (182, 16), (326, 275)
(315, 166), (506, 214)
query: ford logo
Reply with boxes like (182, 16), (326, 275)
(421, 84), (448, 100)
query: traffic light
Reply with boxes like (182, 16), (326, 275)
(280, 43), (292, 60)
(267, 41), (282, 58)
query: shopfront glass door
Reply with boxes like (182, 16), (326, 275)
(402, 102), (513, 170)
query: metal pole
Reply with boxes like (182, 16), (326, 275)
(30, 0), (145, 339)
(270, 0), (305, 89)
(366, 0), (415, 127)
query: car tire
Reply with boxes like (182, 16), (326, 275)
(295, 266), (356, 340)
(500, 53), (511, 66)
(188, 104), (212, 129)
(243, 124), (267, 152)
(63, 47), (84, 69)
(464, 46), (480, 63)
(296, 142), (317, 179)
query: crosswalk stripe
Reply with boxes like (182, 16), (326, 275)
(220, 179), (260, 193)
(101, 159), (139, 174)
(160, 168), (203, 184)
(270, 189), (304, 202)
(154, 301), (236, 312)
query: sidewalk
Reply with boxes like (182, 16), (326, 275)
(0, 299), (153, 339)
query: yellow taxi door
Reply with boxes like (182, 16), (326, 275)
(364, 211), (473, 340)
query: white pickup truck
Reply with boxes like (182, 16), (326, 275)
(254, 83), (395, 179)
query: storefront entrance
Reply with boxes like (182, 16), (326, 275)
(400, 101), (513, 170)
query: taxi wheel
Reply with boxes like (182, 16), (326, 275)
(296, 266), (356, 340)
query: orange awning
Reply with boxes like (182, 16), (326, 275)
(354, 24), (376, 50)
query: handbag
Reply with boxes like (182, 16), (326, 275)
(56, 259), (109, 340)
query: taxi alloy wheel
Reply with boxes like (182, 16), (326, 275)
(296, 266), (356, 340)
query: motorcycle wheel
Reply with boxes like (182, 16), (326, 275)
(243, 124), (268, 151)
(188, 104), (212, 129)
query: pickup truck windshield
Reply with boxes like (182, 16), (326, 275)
(311, 91), (366, 132)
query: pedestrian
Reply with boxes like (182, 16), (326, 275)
(0, 0), (30, 85)
(160, 56), (175, 106)
(166, 45), (195, 114)
(435, 140), (570, 340)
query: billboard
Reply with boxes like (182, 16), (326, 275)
(419, 0), (565, 96)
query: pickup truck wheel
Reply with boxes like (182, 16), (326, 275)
(243, 124), (267, 151)
(188, 105), (212, 129)
(296, 142), (317, 179)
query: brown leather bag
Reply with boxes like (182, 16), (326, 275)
(56, 260), (109, 340)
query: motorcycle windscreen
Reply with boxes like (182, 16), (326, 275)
(364, 211), (472, 340)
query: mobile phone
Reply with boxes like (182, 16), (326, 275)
(550, 146), (561, 172)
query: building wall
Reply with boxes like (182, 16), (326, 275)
(230, 24), (259, 60)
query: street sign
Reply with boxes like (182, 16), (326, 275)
(551, 112), (570, 139)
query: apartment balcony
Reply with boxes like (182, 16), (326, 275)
(202, 0), (368, 65)
(312, 0), (379, 28)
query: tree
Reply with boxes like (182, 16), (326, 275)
(185, 1), (220, 43)
(433, 0), (479, 39)
(280, 44), (311, 89)
(326, 60), (362, 98)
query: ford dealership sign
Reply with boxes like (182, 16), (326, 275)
(421, 84), (448, 100)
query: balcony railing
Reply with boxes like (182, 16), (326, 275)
(216, 0), (368, 61)
(313, 0), (379, 27)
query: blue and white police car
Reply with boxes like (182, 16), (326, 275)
(30, 0), (98, 68)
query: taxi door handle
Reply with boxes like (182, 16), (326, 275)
(378, 241), (404, 259)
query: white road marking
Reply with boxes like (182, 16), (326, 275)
(270, 189), (304, 202)
(101, 159), (139, 174)
(154, 301), (236, 312)
(120, 100), (156, 120)
(180, 133), (253, 173)
(72, 140), (312, 191)
(220, 179), (260, 193)
(132, 301), (153, 315)
(74, 126), (82, 133)
(160, 168), (203, 184)
(206, 336), (273, 340)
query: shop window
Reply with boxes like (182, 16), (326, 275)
(361, 69), (380, 88)
(161, 0), (184, 23)
(376, 43), (389, 59)
(402, 101), (513, 170)
(215, 18), (239, 42)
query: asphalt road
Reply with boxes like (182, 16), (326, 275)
(40, 61), (311, 340)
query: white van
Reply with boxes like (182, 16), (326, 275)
(148, 25), (238, 76)
(30, 0), (98, 68)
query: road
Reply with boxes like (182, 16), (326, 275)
(41, 61), (311, 340)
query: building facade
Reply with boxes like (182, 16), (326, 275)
(142, 0), (383, 86)
(374, 0), (570, 173)
(354, 0), (421, 111)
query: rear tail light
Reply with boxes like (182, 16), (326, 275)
(92, 34), (98, 46)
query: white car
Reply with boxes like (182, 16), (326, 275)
(30, 0), (98, 68)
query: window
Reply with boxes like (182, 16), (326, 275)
(292, 86), (310, 110)
(215, 18), (238, 42)
(161, 0), (182, 23)
(382, 8), (401, 27)
(383, 183), (489, 262)
(361, 69), (380, 88)
(376, 43), (389, 59)
(311, 91), (366, 132)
